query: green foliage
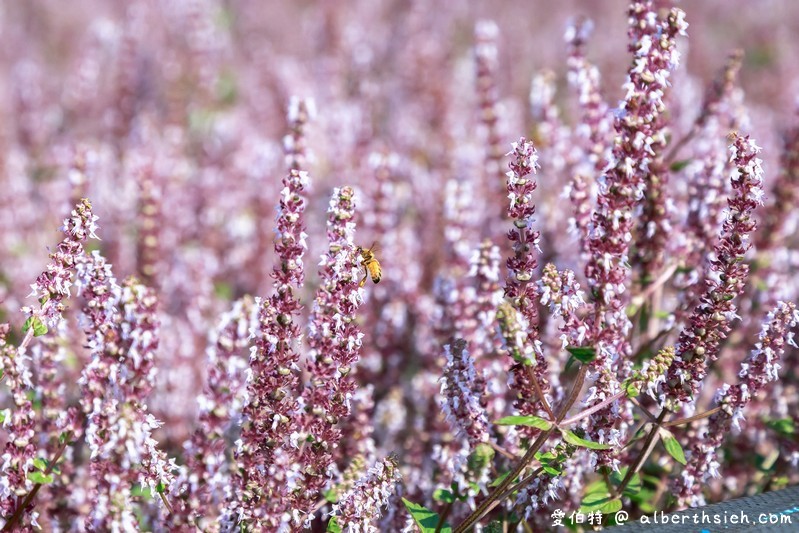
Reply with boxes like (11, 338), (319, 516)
(670, 159), (692, 172)
(560, 430), (611, 450)
(494, 415), (553, 430)
(579, 480), (621, 514)
(323, 487), (338, 504)
(326, 516), (342, 533)
(402, 498), (451, 532)
(660, 430), (687, 465)
(130, 484), (154, 501)
(433, 488), (455, 504)
(623, 378), (640, 398)
(468, 443), (495, 472)
(535, 450), (566, 476)
(610, 467), (641, 497)
(23, 316), (48, 337)
(566, 346), (596, 363)
(28, 471), (54, 485)
(489, 471), (513, 488)
(765, 418), (795, 437)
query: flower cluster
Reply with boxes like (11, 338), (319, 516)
(76, 251), (175, 530)
(677, 302), (798, 507)
(496, 138), (551, 434)
(581, 1), (687, 467)
(172, 296), (257, 526)
(440, 339), (490, 448)
(331, 455), (402, 532)
(298, 186), (365, 520)
(662, 133), (765, 408)
(0, 325), (37, 525)
(229, 130), (312, 526)
(24, 198), (98, 330)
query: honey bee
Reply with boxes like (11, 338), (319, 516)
(356, 242), (382, 287)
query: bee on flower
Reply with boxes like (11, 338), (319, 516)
(356, 243), (382, 287)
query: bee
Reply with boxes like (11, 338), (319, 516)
(356, 242), (382, 287)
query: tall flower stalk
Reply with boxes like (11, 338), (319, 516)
(583, 2), (687, 465)
(677, 302), (798, 507)
(296, 186), (364, 523)
(661, 133), (764, 408)
(501, 138), (550, 431)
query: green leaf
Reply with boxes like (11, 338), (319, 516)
(583, 479), (608, 497)
(27, 471), (54, 485)
(670, 159), (692, 172)
(468, 443), (495, 472)
(564, 355), (577, 372)
(130, 484), (153, 500)
(599, 498), (623, 513)
(765, 418), (795, 437)
(327, 517), (342, 533)
(566, 346), (596, 363)
(156, 482), (165, 494)
(324, 487), (338, 503)
(213, 281), (233, 300)
(610, 467), (641, 497)
(660, 430), (687, 465)
(579, 479), (623, 514)
(32, 317), (47, 337)
(433, 489), (455, 504)
(0, 409), (6, 424)
(623, 379), (640, 398)
(561, 430), (611, 450)
(541, 464), (561, 476)
(534, 451), (563, 476)
(402, 499), (451, 533)
(494, 415), (553, 430)
(33, 458), (47, 471)
(23, 316), (48, 337)
(489, 471), (513, 488)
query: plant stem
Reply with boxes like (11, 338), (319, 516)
(481, 467), (544, 519)
(455, 365), (589, 532)
(435, 500), (454, 533)
(664, 406), (721, 428)
(602, 468), (617, 499)
(617, 409), (668, 496)
(559, 390), (624, 427)
(159, 492), (174, 515)
(2, 436), (69, 532)
(554, 364), (589, 423)
(630, 263), (678, 309)
(454, 430), (551, 533)
(489, 441), (519, 461)
(528, 367), (555, 421)
(628, 396), (659, 423)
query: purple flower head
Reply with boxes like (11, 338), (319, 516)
(440, 339), (490, 448)
(678, 302), (798, 507)
(662, 133), (765, 408)
(331, 455), (401, 532)
(26, 198), (99, 330)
